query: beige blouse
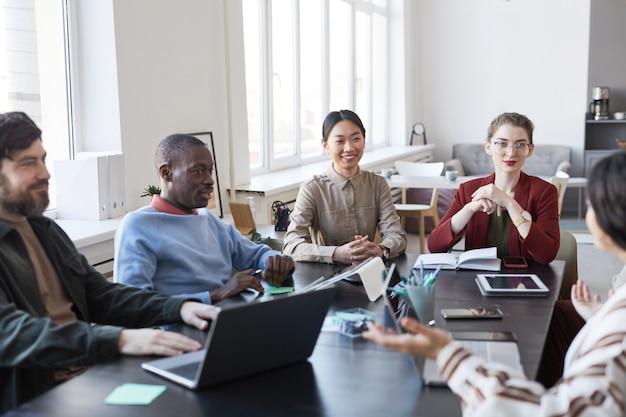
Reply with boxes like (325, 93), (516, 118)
(282, 164), (407, 263)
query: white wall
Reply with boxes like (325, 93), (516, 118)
(411, 0), (590, 175)
(72, 0), (239, 213)
(71, 0), (592, 216)
(113, 0), (233, 211)
(72, 0), (121, 153)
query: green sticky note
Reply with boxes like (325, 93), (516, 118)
(105, 383), (166, 405)
(265, 286), (295, 295)
(336, 312), (374, 321)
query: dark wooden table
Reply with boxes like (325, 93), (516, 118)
(5, 255), (563, 417)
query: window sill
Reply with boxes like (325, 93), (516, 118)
(229, 144), (435, 224)
(231, 144), (435, 197)
(56, 217), (124, 271)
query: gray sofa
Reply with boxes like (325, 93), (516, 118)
(444, 144), (572, 177)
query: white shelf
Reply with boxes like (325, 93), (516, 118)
(56, 217), (123, 270)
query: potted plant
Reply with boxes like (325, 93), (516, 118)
(140, 185), (161, 197)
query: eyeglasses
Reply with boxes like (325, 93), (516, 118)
(491, 141), (531, 155)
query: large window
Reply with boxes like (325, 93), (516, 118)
(0, 0), (72, 207)
(243, 0), (390, 172)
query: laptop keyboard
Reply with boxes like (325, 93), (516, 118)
(460, 340), (490, 359)
(422, 340), (522, 385)
(422, 341), (491, 385)
(169, 362), (201, 379)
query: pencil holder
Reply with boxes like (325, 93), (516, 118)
(405, 284), (436, 325)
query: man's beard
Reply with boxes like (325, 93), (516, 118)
(0, 175), (49, 217)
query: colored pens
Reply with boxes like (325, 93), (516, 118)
(423, 264), (442, 286)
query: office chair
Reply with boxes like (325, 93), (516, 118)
(555, 230), (578, 299)
(550, 172), (569, 217)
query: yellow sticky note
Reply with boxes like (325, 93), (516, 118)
(105, 383), (166, 405)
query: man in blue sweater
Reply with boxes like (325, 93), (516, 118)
(114, 134), (294, 304)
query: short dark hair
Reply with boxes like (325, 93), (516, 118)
(486, 112), (534, 144)
(0, 112), (42, 163)
(587, 150), (626, 251)
(154, 134), (208, 169)
(322, 110), (366, 143)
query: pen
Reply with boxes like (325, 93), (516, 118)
(424, 264), (442, 286)
(419, 260), (425, 285)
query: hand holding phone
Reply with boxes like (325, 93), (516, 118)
(441, 307), (503, 319)
(503, 256), (528, 269)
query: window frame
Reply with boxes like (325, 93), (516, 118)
(244, 0), (392, 175)
(0, 0), (74, 211)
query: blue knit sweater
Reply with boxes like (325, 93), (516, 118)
(114, 205), (274, 304)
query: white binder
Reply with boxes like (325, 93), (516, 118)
(54, 153), (125, 220)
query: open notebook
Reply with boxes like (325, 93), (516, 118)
(382, 264), (524, 386)
(414, 247), (501, 272)
(142, 286), (336, 389)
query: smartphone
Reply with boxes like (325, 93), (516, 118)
(503, 256), (528, 269)
(440, 307), (503, 319)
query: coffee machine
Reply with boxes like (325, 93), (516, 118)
(590, 86), (610, 120)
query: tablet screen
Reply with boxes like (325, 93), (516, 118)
(475, 273), (549, 296)
(484, 275), (541, 290)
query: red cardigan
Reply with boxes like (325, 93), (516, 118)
(427, 172), (560, 264)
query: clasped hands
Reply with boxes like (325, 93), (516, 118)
(470, 184), (513, 216)
(333, 234), (382, 265)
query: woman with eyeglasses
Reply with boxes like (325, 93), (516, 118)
(365, 151), (626, 416)
(427, 112), (559, 263)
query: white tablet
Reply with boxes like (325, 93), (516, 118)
(475, 273), (549, 297)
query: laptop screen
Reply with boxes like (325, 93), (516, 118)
(381, 263), (413, 332)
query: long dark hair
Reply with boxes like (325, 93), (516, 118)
(588, 150), (626, 251)
(321, 110), (366, 143)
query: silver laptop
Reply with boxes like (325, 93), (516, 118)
(142, 286), (337, 389)
(381, 264), (523, 386)
(301, 257), (386, 302)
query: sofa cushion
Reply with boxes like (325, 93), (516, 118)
(449, 144), (492, 176)
(526, 145), (572, 176)
(447, 144), (571, 177)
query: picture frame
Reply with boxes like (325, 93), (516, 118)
(185, 131), (223, 218)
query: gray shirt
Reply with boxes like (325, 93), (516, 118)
(282, 164), (407, 263)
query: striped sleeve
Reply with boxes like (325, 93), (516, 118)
(437, 295), (626, 417)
